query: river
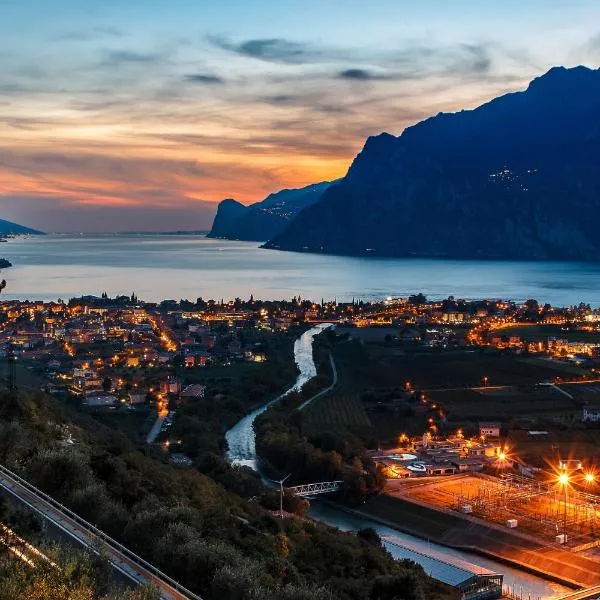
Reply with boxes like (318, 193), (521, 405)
(224, 325), (571, 600)
(225, 323), (332, 470)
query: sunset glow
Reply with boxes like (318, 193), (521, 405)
(1, 0), (600, 231)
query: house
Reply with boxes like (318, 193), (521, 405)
(180, 384), (206, 402)
(583, 407), (600, 423)
(200, 334), (217, 349)
(479, 422), (501, 438)
(160, 379), (181, 395)
(129, 393), (147, 405)
(84, 393), (117, 407)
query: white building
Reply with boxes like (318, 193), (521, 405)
(479, 422), (501, 438)
(583, 407), (600, 423)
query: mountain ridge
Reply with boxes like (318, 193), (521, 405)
(208, 181), (336, 241)
(0, 218), (44, 236)
(264, 65), (600, 260)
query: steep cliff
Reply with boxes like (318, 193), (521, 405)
(208, 182), (335, 241)
(265, 66), (600, 260)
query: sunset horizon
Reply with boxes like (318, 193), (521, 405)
(2, 0), (600, 232)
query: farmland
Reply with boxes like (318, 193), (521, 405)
(428, 386), (580, 423)
(302, 392), (374, 441)
(328, 338), (585, 392)
(314, 330), (595, 445)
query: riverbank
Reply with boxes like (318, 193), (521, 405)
(225, 323), (331, 467)
(356, 493), (600, 589)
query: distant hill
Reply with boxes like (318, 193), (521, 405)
(265, 66), (600, 260)
(208, 181), (335, 241)
(0, 218), (43, 236)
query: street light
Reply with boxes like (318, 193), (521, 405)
(585, 472), (595, 484)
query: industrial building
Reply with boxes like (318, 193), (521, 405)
(383, 536), (503, 600)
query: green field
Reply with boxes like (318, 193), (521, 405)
(330, 340), (584, 392)
(321, 334), (593, 444)
(429, 386), (579, 423)
(302, 393), (374, 440)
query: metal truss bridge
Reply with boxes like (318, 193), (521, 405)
(288, 481), (343, 497)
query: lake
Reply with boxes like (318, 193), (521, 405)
(2, 233), (600, 305)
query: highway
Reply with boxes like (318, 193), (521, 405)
(0, 464), (201, 600)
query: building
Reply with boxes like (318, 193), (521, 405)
(180, 384), (206, 401)
(479, 422), (501, 439)
(583, 407), (600, 423)
(84, 393), (117, 407)
(383, 536), (503, 599)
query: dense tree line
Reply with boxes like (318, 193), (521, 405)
(0, 390), (453, 600)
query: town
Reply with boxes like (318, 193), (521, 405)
(3, 292), (600, 599)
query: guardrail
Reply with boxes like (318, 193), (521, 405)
(0, 463), (202, 600)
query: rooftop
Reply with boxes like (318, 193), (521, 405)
(382, 535), (500, 587)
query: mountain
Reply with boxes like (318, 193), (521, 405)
(265, 66), (600, 260)
(0, 218), (43, 236)
(208, 181), (335, 241)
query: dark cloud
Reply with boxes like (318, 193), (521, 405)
(384, 42), (494, 79)
(102, 50), (163, 65)
(459, 44), (493, 74)
(210, 35), (327, 65)
(582, 33), (600, 58)
(262, 94), (299, 104)
(57, 26), (123, 42)
(338, 68), (390, 81)
(184, 74), (225, 84)
(210, 34), (497, 79)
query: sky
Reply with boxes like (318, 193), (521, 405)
(1, 0), (599, 232)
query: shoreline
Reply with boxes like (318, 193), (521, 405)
(321, 499), (578, 590)
(348, 492), (600, 589)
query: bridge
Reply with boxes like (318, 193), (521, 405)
(287, 481), (343, 497)
(557, 586), (600, 600)
(0, 464), (201, 600)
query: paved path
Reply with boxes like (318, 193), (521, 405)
(298, 352), (337, 411)
(146, 414), (167, 444)
(0, 464), (200, 600)
(540, 382), (575, 400)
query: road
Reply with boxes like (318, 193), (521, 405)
(146, 413), (167, 444)
(0, 464), (201, 600)
(298, 352), (338, 411)
(557, 586), (600, 600)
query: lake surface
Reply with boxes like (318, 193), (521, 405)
(2, 233), (600, 305)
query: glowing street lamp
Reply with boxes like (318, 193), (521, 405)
(585, 472), (596, 484)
